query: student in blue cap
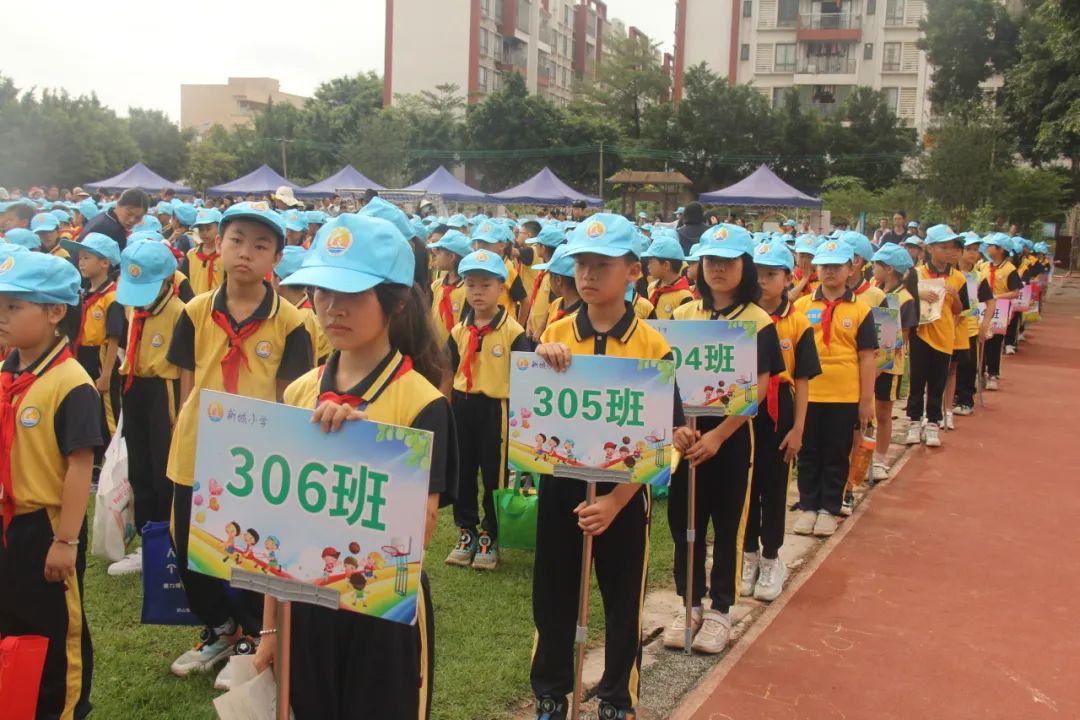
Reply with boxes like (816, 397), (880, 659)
(304, 210), (328, 245)
(272, 246), (332, 366)
(533, 214), (694, 719)
(841, 231), (885, 301)
(170, 203), (198, 255)
(741, 240), (821, 602)
(4, 227), (43, 251)
(154, 200), (175, 239)
(791, 234), (820, 298)
(2, 198), (36, 235)
(445, 249), (529, 571)
(665, 224), (784, 655)
(903, 234), (924, 267)
(641, 235), (693, 319)
(105, 240), (186, 577)
(183, 208), (224, 296)
(0, 251), (101, 720)
(523, 223), (567, 341)
(951, 235), (994, 418)
(359, 196), (433, 300)
(255, 214), (457, 720)
(978, 233), (1020, 391)
(428, 229), (474, 347)
(165, 201), (313, 686)
(534, 243), (582, 327)
(282, 209), (308, 247)
(32, 212), (68, 259)
(473, 220), (528, 320)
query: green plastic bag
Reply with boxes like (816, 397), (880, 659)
(494, 473), (538, 551)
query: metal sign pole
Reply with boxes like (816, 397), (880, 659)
(570, 480), (598, 720)
(275, 600), (292, 720)
(683, 415), (697, 655)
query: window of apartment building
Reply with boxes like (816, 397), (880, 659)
(866, 0), (876, 13)
(743, 0), (753, 17)
(885, 0), (904, 24)
(883, 42), (901, 71)
(480, 29), (490, 56)
(773, 87), (791, 107)
(741, 44), (751, 61)
(882, 87), (899, 114)
(775, 43), (797, 71)
(478, 66), (489, 92)
(480, 0), (490, 18)
(778, 0), (799, 27)
(564, 3), (572, 26)
(864, 42), (874, 60)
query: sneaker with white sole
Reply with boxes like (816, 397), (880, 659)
(944, 411), (955, 430)
(107, 547), (143, 576)
(445, 528), (478, 567)
(923, 422), (942, 447)
(471, 532), (499, 571)
(872, 461), (889, 481)
(662, 609), (702, 649)
(170, 622), (237, 677)
(813, 512), (838, 537)
(213, 636), (257, 691)
(840, 492), (854, 517)
(986, 376), (999, 391)
(691, 610), (732, 654)
(597, 701), (636, 719)
(904, 424), (923, 445)
(533, 696), (567, 720)
(1004, 345), (1016, 355)
(739, 551), (759, 596)
(754, 556), (788, 601)
(793, 509), (817, 535)
(953, 404), (974, 416)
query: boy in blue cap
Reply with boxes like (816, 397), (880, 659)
(445, 249), (529, 570)
(979, 233), (1020, 390)
(536, 244), (582, 325)
(523, 223), (566, 340)
(170, 203), (197, 255)
(0, 251), (102, 720)
(283, 209), (308, 247)
(272, 246), (332, 365)
(473, 221), (528, 320)
(184, 208), (224, 296)
(428, 229), (474, 348)
(32, 212), (68, 259)
(154, 200), (175, 238)
(106, 240), (187, 576)
(641, 235), (692, 319)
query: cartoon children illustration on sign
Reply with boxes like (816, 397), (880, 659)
(349, 572), (368, 608)
(603, 441), (618, 461)
(533, 433), (547, 460)
(562, 439), (576, 461)
(321, 546), (340, 580)
(343, 556), (359, 577)
(221, 522), (241, 563)
(264, 536), (281, 573)
(240, 529), (260, 564)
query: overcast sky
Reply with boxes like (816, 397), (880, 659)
(0, 0), (674, 123)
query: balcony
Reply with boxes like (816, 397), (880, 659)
(516, 0), (530, 33)
(796, 12), (862, 41)
(798, 56), (856, 73)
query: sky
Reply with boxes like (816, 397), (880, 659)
(0, 0), (674, 123)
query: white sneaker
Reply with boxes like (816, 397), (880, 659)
(793, 510), (817, 535)
(107, 547), (143, 576)
(904, 424), (923, 445)
(840, 492), (854, 517)
(754, 556), (788, 602)
(213, 636), (257, 691)
(1019, 332), (1026, 341)
(923, 422), (942, 447)
(662, 609), (702, 650)
(739, 552), (760, 596)
(1004, 345), (1016, 355)
(953, 405), (974, 416)
(986, 376), (999, 391)
(944, 411), (955, 431)
(691, 610), (731, 654)
(813, 512), (838, 537)
(872, 461), (889, 481)
(170, 624), (237, 677)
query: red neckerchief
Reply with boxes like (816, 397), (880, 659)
(989, 261), (1004, 293)
(819, 296), (845, 347)
(1, 344), (74, 544)
(649, 276), (691, 308)
(461, 323), (496, 392)
(765, 301), (791, 431)
(74, 280), (116, 351)
(210, 310), (264, 394)
(317, 356), (413, 410)
(853, 281), (872, 295)
(298, 294), (313, 310)
(196, 249), (220, 291)
(437, 277), (459, 332)
(528, 270), (548, 310)
(123, 309), (153, 392)
(924, 262), (950, 280)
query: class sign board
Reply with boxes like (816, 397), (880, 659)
(647, 320), (758, 416)
(507, 353), (675, 484)
(190, 391), (432, 624)
(871, 307), (901, 371)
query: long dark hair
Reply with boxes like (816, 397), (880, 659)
(902, 267), (921, 321)
(696, 253), (761, 310)
(58, 303), (83, 346)
(374, 282), (448, 388)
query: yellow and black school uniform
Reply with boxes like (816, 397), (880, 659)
(446, 307), (529, 541)
(291, 293), (332, 365)
(497, 259), (527, 318)
(648, 276), (694, 320)
(546, 297), (583, 326)
(48, 244), (71, 260)
(180, 245), (224, 296)
(744, 298), (820, 561)
(852, 279), (885, 309)
(430, 275), (468, 349)
(533, 305), (684, 712)
(0, 340), (101, 720)
(116, 286), (186, 533)
(630, 292), (656, 320)
(956, 274), (993, 409)
(173, 269), (196, 303)
(793, 288), (876, 515)
(283, 348), (457, 720)
(526, 270), (553, 339)
(669, 299), (784, 612)
(874, 284), (917, 403)
(166, 281), (312, 637)
(906, 263), (968, 425)
(981, 259), (1020, 378)
(75, 279), (123, 439)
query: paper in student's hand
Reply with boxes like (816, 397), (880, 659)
(917, 278), (946, 325)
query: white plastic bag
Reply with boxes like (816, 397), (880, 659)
(91, 414), (133, 562)
(213, 655), (293, 720)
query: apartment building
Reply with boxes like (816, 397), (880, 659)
(673, 0), (932, 132)
(180, 78), (308, 136)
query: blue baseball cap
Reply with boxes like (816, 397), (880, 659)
(458, 249), (509, 280)
(692, 224), (755, 259)
(840, 231), (875, 262)
(220, 201), (286, 244)
(752, 241), (795, 271)
(282, 215), (414, 293)
(128, 231), (166, 245)
(282, 209), (307, 233)
(447, 214), (469, 229)
(60, 232), (121, 265)
(533, 243), (576, 277)
(274, 246), (308, 280)
(641, 224), (654, 235)
(963, 232), (983, 248)
(675, 207), (685, 215)
(193, 208), (222, 227)
(528, 224), (566, 248)
(1034, 241), (1050, 254)
(358, 196), (415, 240)
(131, 215), (163, 234)
(638, 211), (648, 219)
(0, 244), (27, 260)
(469, 213), (489, 227)
(50, 208), (72, 224)
(472, 220), (510, 245)
(173, 203), (198, 227)
(904, 235), (924, 247)
(4, 228), (42, 250)
(410, 217), (430, 242)
(170, 198), (185, 210)
(794, 234), (819, 254)
(925, 224), (961, 245)
(76, 198), (100, 220)
(31, 212), (59, 233)
(812, 238), (855, 265)
(907, 221), (920, 229)
(116, 241), (178, 307)
(0, 251), (82, 305)
(783, 219), (798, 228)
(429, 229), (474, 258)
(564, 213), (641, 258)
(154, 201), (174, 216)
(871, 243), (914, 274)
(640, 235), (685, 262)
(305, 210), (328, 226)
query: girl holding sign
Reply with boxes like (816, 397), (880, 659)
(979, 234), (1021, 391)
(666, 224), (784, 654)
(257, 214), (458, 720)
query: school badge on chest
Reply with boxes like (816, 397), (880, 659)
(255, 340), (273, 359)
(20, 407), (41, 428)
(150, 333), (165, 348)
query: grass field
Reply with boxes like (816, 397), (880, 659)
(85, 493), (676, 720)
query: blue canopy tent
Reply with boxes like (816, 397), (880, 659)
(299, 165), (385, 198)
(206, 164), (300, 197)
(402, 166), (488, 203)
(488, 167), (603, 207)
(84, 162), (192, 194)
(698, 164), (821, 208)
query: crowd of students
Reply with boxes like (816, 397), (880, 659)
(0, 187), (1052, 720)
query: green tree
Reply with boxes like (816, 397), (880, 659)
(824, 87), (917, 189)
(772, 89), (827, 192)
(127, 108), (192, 181)
(819, 175), (880, 221)
(395, 84), (466, 182)
(918, 110), (1011, 217)
(185, 125), (240, 192)
(342, 108), (411, 188)
(991, 165), (1068, 235)
(573, 34), (671, 139)
(549, 110), (621, 196)
(301, 72), (384, 175)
